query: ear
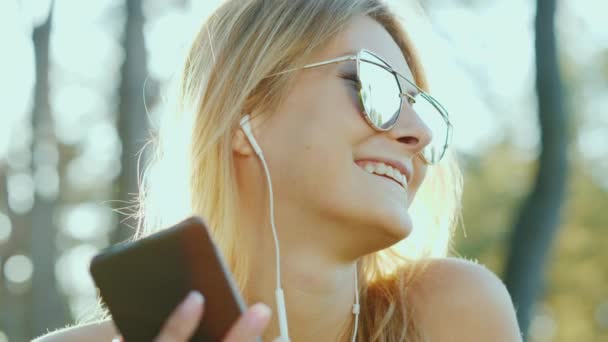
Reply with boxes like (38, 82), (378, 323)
(232, 126), (255, 156)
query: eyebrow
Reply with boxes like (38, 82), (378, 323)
(342, 48), (360, 55)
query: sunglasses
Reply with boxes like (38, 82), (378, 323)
(264, 48), (453, 165)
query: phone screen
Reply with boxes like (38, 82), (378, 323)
(90, 216), (247, 341)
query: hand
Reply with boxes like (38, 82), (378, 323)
(112, 291), (283, 342)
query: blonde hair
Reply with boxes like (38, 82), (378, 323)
(87, 0), (463, 341)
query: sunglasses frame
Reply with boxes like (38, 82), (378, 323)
(264, 48), (453, 164)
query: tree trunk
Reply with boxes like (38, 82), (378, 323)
(28, 3), (70, 338)
(503, 0), (568, 339)
(112, 0), (149, 244)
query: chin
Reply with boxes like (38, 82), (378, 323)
(349, 161), (415, 240)
(380, 210), (413, 243)
(356, 208), (414, 253)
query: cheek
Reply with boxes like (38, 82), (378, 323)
(272, 125), (355, 204)
(407, 158), (428, 204)
(261, 77), (371, 206)
(264, 121), (358, 212)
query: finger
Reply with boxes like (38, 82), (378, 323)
(154, 291), (205, 342)
(222, 303), (272, 342)
(111, 336), (124, 342)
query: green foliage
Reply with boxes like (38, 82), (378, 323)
(453, 144), (608, 341)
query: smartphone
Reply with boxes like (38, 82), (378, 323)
(90, 216), (247, 341)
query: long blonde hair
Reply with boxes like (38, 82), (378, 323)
(89, 0), (463, 340)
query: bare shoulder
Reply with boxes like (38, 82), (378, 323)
(32, 318), (117, 342)
(406, 257), (523, 342)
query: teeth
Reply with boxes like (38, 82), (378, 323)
(377, 163), (387, 174)
(360, 161), (407, 188)
(399, 172), (406, 185)
(391, 168), (401, 182)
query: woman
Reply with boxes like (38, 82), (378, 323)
(35, 0), (522, 341)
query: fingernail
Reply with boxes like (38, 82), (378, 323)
(190, 291), (204, 304)
(111, 337), (121, 342)
(181, 291), (204, 314)
(247, 303), (272, 328)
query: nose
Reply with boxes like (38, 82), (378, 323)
(386, 99), (433, 156)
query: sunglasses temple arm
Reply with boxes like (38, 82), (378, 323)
(265, 55), (357, 78)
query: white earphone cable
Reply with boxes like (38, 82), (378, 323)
(257, 147), (282, 289)
(351, 264), (360, 342)
(240, 115), (290, 340)
(257, 145), (292, 341)
(240, 115), (360, 342)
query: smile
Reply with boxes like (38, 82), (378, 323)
(357, 161), (408, 190)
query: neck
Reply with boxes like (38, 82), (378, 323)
(246, 238), (358, 341)
(234, 156), (372, 341)
(238, 205), (360, 342)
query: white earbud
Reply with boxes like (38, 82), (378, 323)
(239, 114), (359, 342)
(239, 116), (263, 156)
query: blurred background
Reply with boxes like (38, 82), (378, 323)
(0, 0), (606, 341)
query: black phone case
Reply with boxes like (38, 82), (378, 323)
(90, 216), (247, 341)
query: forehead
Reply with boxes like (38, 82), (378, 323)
(314, 15), (415, 81)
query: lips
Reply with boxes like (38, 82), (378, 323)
(375, 173), (403, 187)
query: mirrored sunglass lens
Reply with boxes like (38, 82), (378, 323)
(411, 96), (449, 163)
(358, 58), (401, 130)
